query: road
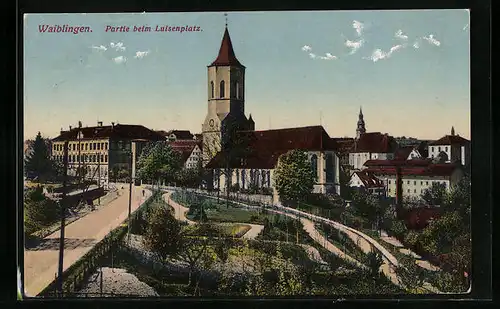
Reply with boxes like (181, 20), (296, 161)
(23, 185), (152, 297)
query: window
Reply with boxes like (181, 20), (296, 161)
(211, 81), (214, 98)
(426, 181), (429, 185)
(97, 143), (101, 150)
(101, 142), (104, 150)
(104, 143), (108, 150)
(93, 143), (97, 150)
(407, 181), (410, 185)
(414, 189), (416, 193)
(407, 189), (410, 193)
(445, 146), (448, 152)
(72, 144), (75, 151)
(85, 143), (88, 150)
(414, 181), (416, 185)
(311, 154), (318, 181)
(101, 154), (104, 162)
(438, 146), (441, 152)
(235, 81), (240, 99)
(241, 170), (246, 188)
(388, 188), (391, 193)
(93, 155), (96, 162)
(421, 181), (423, 185)
(326, 154), (334, 182)
(388, 180), (391, 184)
(77, 155), (80, 162)
(220, 80), (225, 98)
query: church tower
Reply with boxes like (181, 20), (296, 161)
(202, 24), (252, 166)
(451, 126), (455, 136)
(356, 106), (366, 139)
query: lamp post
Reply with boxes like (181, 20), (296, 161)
(57, 140), (69, 297)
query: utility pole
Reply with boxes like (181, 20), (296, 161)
(97, 153), (101, 206)
(127, 146), (133, 245)
(57, 140), (69, 297)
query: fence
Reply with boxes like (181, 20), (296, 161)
(37, 190), (160, 298)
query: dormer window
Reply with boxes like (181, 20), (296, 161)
(220, 80), (225, 98)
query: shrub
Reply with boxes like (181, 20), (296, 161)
(404, 230), (421, 247)
(390, 220), (407, 239)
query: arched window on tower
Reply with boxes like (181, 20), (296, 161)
(235, 81), (240, 99)
(311, 154), (318, 181)
(220, 80), (225, 98)
(210, 81), (214, 98)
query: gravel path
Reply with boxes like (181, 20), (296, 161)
(24, 187), (152, 297)
(76, 267), (158, 297)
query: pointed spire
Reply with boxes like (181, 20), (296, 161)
(209, 23), (244, 67)
(451, 126), (455, 136)
(359, 106), (363, 116)
(248, 113), (254, 122)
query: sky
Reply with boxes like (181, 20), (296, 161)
(23, 10), (470, 141)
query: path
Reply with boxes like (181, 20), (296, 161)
(23, 186), (152, 297)
(163, 192), (195, 225)
(241, 224), (264, 239)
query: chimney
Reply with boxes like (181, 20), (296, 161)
(111, 122), (115, 128)
(395, 165), (403, 219)
(98, 121), (103, 127)
(69, 125), (72, 130)
(60, 127), (64, 134)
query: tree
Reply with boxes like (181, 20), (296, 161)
(24, 186), (60, 235)
(421, 182), (447, 206)
(351, 190), (382, 224)
(339, 166), (353, 200)
(142, 204), (183, 261)
(24, 132), (56, 182)
(366, 250), (383, 278)
(136, 141), (182, 185)
(273, 150), (315, 207)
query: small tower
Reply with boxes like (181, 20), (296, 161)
(356, 106), (366, 139)
(248, 114), (255, 131)
(451, 126), (455, 136)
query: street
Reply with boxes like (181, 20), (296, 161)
(23, 185), (152, 297)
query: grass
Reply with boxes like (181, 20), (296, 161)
(184, 223), (252, 238)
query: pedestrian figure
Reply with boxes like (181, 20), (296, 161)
(142, 189), (145, 197)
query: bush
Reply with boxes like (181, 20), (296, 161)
(404, 230), (421, 247)
(390, 220), (407, 239)
(24, 187), (60, 234)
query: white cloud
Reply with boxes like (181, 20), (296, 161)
(301, 45), (312, 52)
(91, 45), (107, 51)
(113, 56), (127, 64)
(395, 29), (408, 40)
(319, 53), (337, 60)
(110, 42), (126, 51)
(134, 50), (150, 59)
(365, 44), (406, 62)
(413, 40), (420, 49)
(345, 39), (364, 55)
(353, 20), (364, 36)
(423, 34), (441, 46)
(309, 53), (317, 59)
(463, 23), (469, 31)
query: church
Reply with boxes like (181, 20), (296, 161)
(202, 25), (342, 198)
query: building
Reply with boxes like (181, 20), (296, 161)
(206, 125), (341, 196)
(356, 107), (366, 139)
(428, 127), (470, 169)
(332, 137), (355, 169)
(201, 25), (255, 166)
(350, 170), (386, 196)
(51, 122), (164, 187)
(361, 159), (464, 199)
(394, 141), (429, 161)
(158, 130), (195, 141)
(348, 132), (399, 170)
(168, 140), (203, 169)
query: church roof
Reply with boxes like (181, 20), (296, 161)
(209, 27), (244, 67)
(351, 132), (398, 153)
(206, 125), (338, 169)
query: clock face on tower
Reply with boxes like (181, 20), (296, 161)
(209, 119), (214, 128)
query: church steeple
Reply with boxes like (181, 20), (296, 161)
(451, 126), (455, 136)
(356, 106), (366, 139)
(209, 26), (244, 68)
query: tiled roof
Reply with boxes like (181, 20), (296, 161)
(52, 124), (165, 142)
(206, 125), (338, 169)
(429, 135), (470, 146)
(353, 171), (385, 188)
(169, 140), (201, 163)
(364, 159), (432, 167)
(209, 28), (244, 67)
(165, 130), (194, 140)
(351, 132), (398, 153)
(364, 163), (460, 177)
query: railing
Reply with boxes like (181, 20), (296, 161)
(37, 190), (160, 298)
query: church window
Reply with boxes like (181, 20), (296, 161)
(211, 81), (214, 98)
(311, 154), (318, 181)
(235, 81), (240, 99)
(241, 170), (246, 189)
(326, 154), (334, 182)
(220, 80), (225, 98)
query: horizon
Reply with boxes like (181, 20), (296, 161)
(24, 10), (470, 141)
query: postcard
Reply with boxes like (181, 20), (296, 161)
(22, 10), (471, 299)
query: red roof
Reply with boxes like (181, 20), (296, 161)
(52, 124), (165, 142)
(364, 159), (432, 167)
(429, 135), (470, 146)
(168, 140), (201, 163)
(353, 171), (385, 188)
(332, 138), (355, 153)
(364, 163), (460, 177)
(206, 125), (338, 169)
(209, 27), (244, 67)
(351, 132), (398, 153)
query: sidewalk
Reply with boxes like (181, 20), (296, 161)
(23, 186), (152, 297)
